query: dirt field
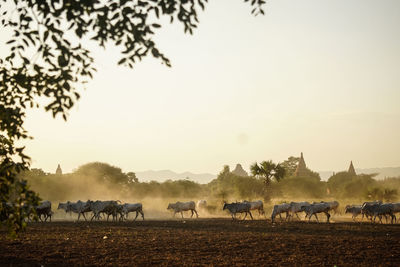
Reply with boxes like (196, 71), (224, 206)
(1, 219), (400, 266)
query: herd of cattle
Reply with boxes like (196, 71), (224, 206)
(9, 199), (400, 224)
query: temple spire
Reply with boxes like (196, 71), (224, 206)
(348, 161), (356, 176)
(294, 152), (308, 177)
(56, 164), (62, 175)
(232, 164), (248, 177)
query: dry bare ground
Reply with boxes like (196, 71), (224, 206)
(1, 219), (400, 266)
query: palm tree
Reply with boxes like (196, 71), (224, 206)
(250, 160), (286, 202)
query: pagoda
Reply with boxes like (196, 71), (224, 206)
(56, 164), (62, 175)
(232, 164), (248, 177)
(294, 152), (309, 177)
(348, 161), (356, 176)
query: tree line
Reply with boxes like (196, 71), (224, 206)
(19, 159), (399, 205)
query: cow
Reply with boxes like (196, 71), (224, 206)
(88, 200), (120, 221)
(57, 200), (91, 221)
(35, 201), (52, 222)
(196, 200), (207, 210)
(323, 201), (340, 215)
(243, 200), (265, 216)
(392, 202), (400, 215)
(363, 203), (396, 224)
(271, 203), (291, 223)
(302, 202), (331, 223)
(223, 202), (253, 221)
(361, 201), (382, 221)
(122, 203), (144, 221)
(345, 205), (362, 221)
(288, 202), (310, 221)
(167, 201), (198, 218)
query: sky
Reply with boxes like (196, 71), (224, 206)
(2, 0), (400, 175)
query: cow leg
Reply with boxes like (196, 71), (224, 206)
(134, 211), (139, 221)
(140, 211), (144, 220)
(316, 213), (320, 223)
(325, 212), (330, 223)
(279, 213), (283, 221)
(190, 210), (194, 218)
(181, 212), (184, 219)
(242, 212), (247, 221)
(249, 211), (254, 220)
(193, 209), (199, 218)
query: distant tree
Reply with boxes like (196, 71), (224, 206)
(126, 172), (139, 183)
(328, 172), (377, 199)
(366, 187), (384, 201)
(250, 160), (286, 202)
(280, 156), (300, 177)
(74, 162), (129, 185)
(383, 188), (398, 202)
(218, 165), (231, 180)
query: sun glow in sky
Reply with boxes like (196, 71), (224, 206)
(3, 0), (400, 175)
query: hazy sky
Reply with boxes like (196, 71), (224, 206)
(3, 0), (400, 175)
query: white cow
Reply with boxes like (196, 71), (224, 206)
(167, 201), (198, 218)
(122, 203), (144, 221)
(345, 205), (362, 221)
(367, 203), (396, 224)
(88, 200), (120, 221)
(361, 201), (382, 221)
(302, 202), (331, 223)
(289, 201), (310, 221)
(243, 200), (265, 216)
(57, 200), (91, 221)
(271, 203), (291, 223)
(322, 201), (340, 215)
(223, 202), (253, 221)
(196, 200), (207, 209)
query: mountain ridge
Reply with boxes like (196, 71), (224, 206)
(136, 166), (400, 184)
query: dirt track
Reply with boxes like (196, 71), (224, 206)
(1, 219), (400, 266)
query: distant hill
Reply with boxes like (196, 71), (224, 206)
(135, 167), (400, 184)
(319, 167), (400, 181)
(135, 170), (216, 184)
